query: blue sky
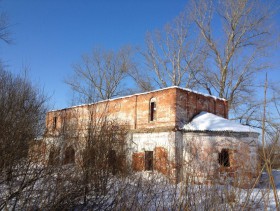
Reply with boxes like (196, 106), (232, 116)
(1, 0), (280, 110)
(1, 0), (187, 109)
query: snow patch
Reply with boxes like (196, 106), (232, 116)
(182, 112), (258, 133)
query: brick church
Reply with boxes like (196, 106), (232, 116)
(44, 86), (259, 187)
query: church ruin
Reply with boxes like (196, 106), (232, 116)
(44, 86), (259, 187)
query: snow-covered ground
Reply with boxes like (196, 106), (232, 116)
(1, 168), (280, 210)
(254, 170), (280, 210)
(127, 170), (280, 210)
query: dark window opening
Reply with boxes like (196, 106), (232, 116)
(145, 151), (153, 171)
(218, 149), (230, 167)
(53, 116), (57, 129)
(150, 101), (156, 121)
(48, 147), (60, 166)
(64, 146), (75, 165)
(108, 150), (117, 175)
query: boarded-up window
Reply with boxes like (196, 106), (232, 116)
(145, 151), (153, 171)
(218, 149), (230, 167)
(132, 152), (145, 171)
(64, 146), (75, 165)
(154, 147), (168, 175)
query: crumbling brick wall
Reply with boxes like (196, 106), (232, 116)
(182, 132), (259, 188)
(130, 131), (177, 179)
(44, 87), (232, 181)
(45, 87), (228, 136)
(46, 88), (178, 134)
(175, 88), (228, 125)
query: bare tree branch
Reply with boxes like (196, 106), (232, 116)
(66, 47), (134, 104)
(139, 11), (202, 89)
(191, 0), (278, 112)
(0, 12), (11, 44)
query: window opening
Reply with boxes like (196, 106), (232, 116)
(48, 147), (60, 166)
(53, 116), (57, 129)
(64, 146), (75, 165)
(108, 150), (117, 175)
(218, 149), (230, 167)
(145, 151), (153, 171)
(150, 101), (156, 121)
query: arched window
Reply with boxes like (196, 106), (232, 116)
(149, 98), (156, 122)
(64, 146), (75, 165)
(218, 149), (230, 167)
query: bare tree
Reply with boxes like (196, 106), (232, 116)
(139, 11), (202, 90)
(0, 9), (12, 67)
(80, 108), (129, 207)
(190, 0), (278, 112)
(66, 47), (134, 104)
(0, 67), (48, 210)
(40, 95), (130, 209)
(0, 12), (11, 44)
(0, 68), (47, 173)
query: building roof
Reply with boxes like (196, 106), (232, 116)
(50, 86), (226, 112)
(182, 112), (258, 133)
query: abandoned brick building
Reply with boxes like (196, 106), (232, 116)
(44, 86), (259, 186)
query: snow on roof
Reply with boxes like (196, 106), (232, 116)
(182, 112), (258, 133)
(50, 86), (226, 112)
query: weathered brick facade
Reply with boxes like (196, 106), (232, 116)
(46, 87), (227, 133)
(44, 86), (258, 187)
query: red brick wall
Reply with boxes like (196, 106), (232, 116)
(184, 133), (258, 188)
(46, 88), (177, 133)
(46, 87), (228, 133)
(135, 88), (177, 129)
(175, 88), (228, 125)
